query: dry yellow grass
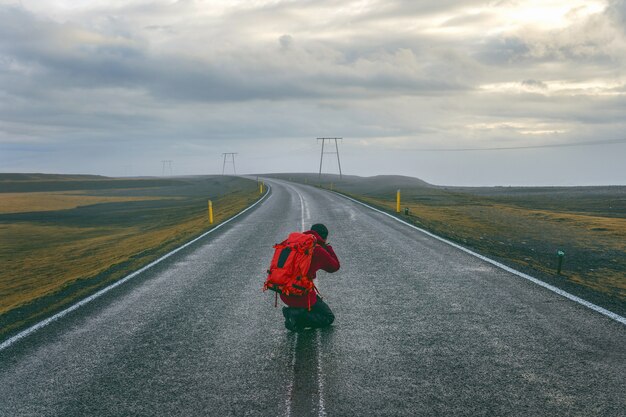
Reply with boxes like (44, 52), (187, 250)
(0, 191), (172, 214)
(0, 224), (133, 311)
(0, 191), (258, 316)
(364, 197), (626, 249)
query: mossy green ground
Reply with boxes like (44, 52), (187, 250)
(0, 174), (262, 338)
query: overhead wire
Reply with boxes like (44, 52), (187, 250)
(410, 138), (626, 152)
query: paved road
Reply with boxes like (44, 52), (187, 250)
(1, 179), (624, 416)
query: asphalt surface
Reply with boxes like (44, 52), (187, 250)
(0, 179), (624, 416)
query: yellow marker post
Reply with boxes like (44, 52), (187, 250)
(396, 189), (401, 213)
(260, 182), (264, 194)
(208, 200), (214, 224)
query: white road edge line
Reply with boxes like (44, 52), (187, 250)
(0, 185), (273, 352)
(332, 191), (626, 326)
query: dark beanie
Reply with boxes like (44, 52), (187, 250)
(310, 223), (328, 240)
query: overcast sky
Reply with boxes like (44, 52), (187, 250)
(1, 0), (625, 185)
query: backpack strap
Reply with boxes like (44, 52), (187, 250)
(312, 282), (322, 298)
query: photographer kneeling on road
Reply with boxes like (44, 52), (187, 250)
(265, 223), (340, 331)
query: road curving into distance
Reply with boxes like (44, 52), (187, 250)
(0, 178), (624, 416)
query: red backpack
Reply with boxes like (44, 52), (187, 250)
(263, 232), (317, 304)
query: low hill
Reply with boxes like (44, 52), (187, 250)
(0, 173), (108, 182)
(0, 173), (181, 193)
(263, 173), (438, 199)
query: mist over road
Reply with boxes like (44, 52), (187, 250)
(0, 179), (624, 416)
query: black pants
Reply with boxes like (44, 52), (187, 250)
(285, 298), (335, 328)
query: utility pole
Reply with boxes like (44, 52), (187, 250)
(317, 137), (343, 183)
(222, 153), (238, 175)
(161, 160), (173, 176)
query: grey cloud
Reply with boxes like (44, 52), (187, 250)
(351, 0), (491, 23)
(607, 0), (626, 31)
(0, 7), (145, 86)
(489, 8), (622, 66)
(473, 37), (530, 65)
(440, 11), (497, 27)
(279, 34), (293, 50)
(613, 83), (626, 92)
(0, 5), (469, 106)
(521, 79), (547, 89)
(143, 25), (176, 33)
(470, 3), (626, 71)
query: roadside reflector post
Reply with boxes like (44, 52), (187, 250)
(396, 189), (401, 213)
(259, 181), (264, 194)
(208, 200), (214, 224)
(404, 207), (409, 215)
(556, 250), (565, 274)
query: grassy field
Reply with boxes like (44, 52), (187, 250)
(267, 173), (626, 315)
(0, 174), (262, 339)
(0, 191), (171, 214)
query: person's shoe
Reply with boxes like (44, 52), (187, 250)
(283, 307), (304, 331)
(284, 316), (301, 331)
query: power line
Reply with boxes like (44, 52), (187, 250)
(412, 138), (626, 152)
